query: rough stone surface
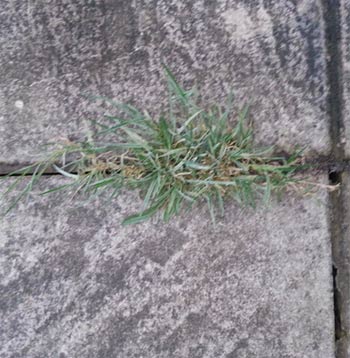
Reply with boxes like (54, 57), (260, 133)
(342, 0), (350, 156)
(0, 177), (334, 358)
(0, 0), (330, 165)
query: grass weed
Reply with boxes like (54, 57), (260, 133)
(0, 67), (330, 225)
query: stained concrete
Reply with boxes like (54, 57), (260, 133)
(0, 177), (334, 358)
(0, 0), (330, 165)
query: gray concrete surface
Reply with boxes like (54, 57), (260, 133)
(0, 0), (330, 165)
(1, 0), (348, 357)
(0, 177), (334, 358)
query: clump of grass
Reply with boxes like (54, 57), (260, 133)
(0, 67), (327, 224)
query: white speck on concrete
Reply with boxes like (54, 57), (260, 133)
(14, 100), (24, 109)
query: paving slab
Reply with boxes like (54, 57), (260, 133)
(0, 0), (330, 165)
(0, 177), (334, 358)
(342, 0), (350, 157)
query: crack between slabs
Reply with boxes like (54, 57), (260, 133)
(321, 0), (349, 357)
(0, 1), (348, 356)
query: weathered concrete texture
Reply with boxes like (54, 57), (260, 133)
(0, 177), (334, 357)
(342, 0), (350, 156)
(0, 0), (330, 165)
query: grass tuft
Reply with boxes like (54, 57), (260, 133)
(0, 66), (333, 224)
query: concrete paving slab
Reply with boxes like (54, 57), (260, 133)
(0, 177), (334, 357)
(0, 0), (330, 165)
